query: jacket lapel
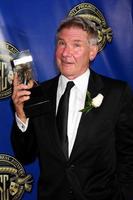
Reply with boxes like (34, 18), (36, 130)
(70, 69), (105, 160)
(88, 69), (104, 98)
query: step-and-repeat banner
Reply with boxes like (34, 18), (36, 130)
(0, 0), (132, 199)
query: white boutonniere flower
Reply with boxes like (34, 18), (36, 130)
(80, 91), (104, 113)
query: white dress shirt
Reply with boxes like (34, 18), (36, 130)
(16, 69), (90, 156)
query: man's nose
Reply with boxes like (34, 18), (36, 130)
(62, 46), (72, 57)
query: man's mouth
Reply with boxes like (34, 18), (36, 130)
(62, 60), (74, 65)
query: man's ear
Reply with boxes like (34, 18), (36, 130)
(89, 45), (98, 61)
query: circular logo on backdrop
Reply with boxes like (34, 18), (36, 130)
(0, 41), (19, 99)
(68, 3), (113, 52)
(0, 154), (33, 200)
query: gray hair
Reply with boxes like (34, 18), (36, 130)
(56, 16), (98, 46)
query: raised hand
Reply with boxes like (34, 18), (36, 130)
(12, 73), (33, 123)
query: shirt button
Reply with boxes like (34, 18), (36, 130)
(70, 164), (75, 169)
(69, 187), (73, 194)
(21, 125), (24, 129)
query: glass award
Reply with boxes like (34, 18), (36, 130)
(12, 49), (37, 85)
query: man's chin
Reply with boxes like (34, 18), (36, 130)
(61, 71), (77, 79)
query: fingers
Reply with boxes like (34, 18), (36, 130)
(12, 73), (31, 107)
(11, 73), (34, 122)
(12, 87), (31, 105)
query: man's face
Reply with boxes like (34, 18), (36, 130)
(56, 27), (98, 79)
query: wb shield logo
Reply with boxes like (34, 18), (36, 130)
(0, 154), (33, 200)
(0, 41), (19, 99)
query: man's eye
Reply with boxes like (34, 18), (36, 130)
(73, 43), (81, 47)
(57, 40), (65, 46)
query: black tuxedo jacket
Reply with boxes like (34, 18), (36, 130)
(12, 69), (133, 200)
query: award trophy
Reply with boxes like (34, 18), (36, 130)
(12, 50), (36, 85)
(12, 49), (49, 118)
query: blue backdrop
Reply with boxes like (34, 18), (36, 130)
(0, 0), (133, 199)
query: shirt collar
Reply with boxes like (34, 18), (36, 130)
(59, 69), (90, 94)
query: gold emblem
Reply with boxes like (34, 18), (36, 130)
(0, 154), (33, 200)
(68, 3), (113, 52)
(0, 41), (19, 99)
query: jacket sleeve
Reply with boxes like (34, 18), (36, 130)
(11, 118), (38, 165)
(116, 84), (133, 199)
